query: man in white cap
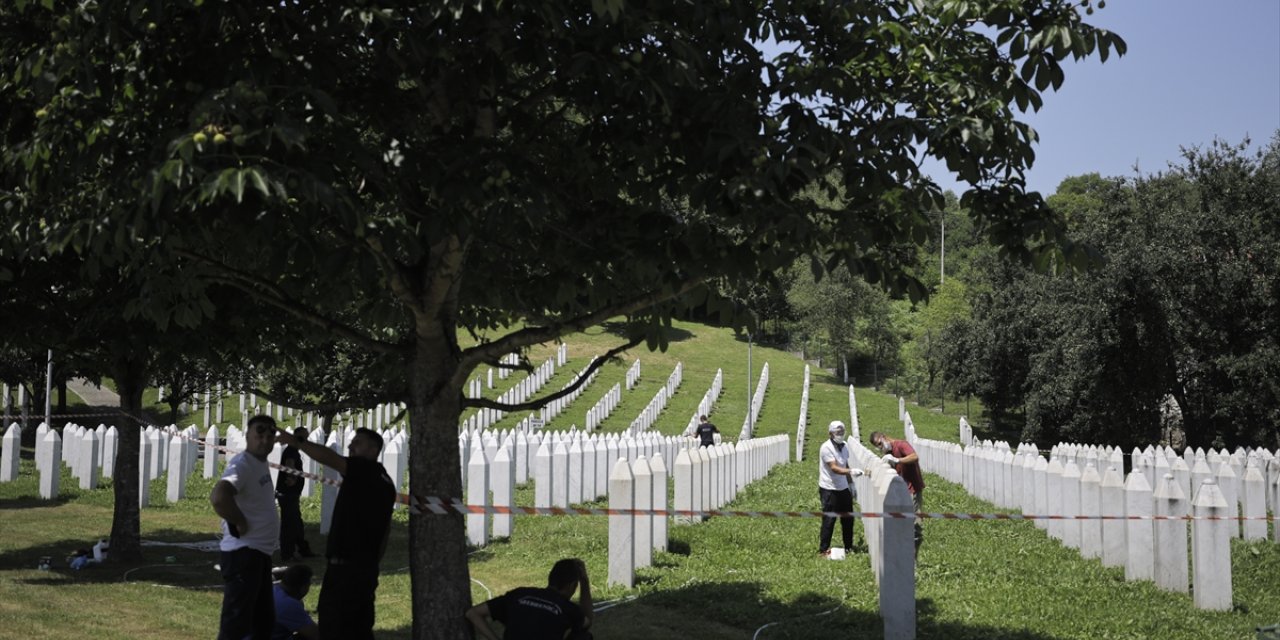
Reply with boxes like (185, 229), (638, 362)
(817, 420), (865, 557)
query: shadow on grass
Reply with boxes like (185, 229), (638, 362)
(0, 494), (74, 510)
(0, 528), (232, 586)
(600, 321), (696, 344)
(585, 581), (1068, 640)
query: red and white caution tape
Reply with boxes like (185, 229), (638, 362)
(163, 421), (1276, 522)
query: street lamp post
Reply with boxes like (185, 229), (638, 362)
(746, 331), (754, 438)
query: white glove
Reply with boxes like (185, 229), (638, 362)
(848, 468), (865, 478)
(882, 454), (900, 466)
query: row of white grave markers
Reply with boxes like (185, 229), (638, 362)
(626, 363), (683, 435)
(539, 358), (601, 424)
(795, 365), (810, 462)
(738, 362), (770, 440)
(461, 356), (559, 433)
(908, 420), (1280, 611)
(624, 359), (641, 390)
(460, 426), (699, 546)
(612, 434), (792, 587)
(10, 417), (419, 544)
(846, 436), (917, 640)
(682, 368), (724, 436)
(497, 353), (519, 380)
(585, 383), (622, 433)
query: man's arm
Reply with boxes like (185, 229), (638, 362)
(465, 602), (501, 640)
(210, 480), (248, 534)
(895, 443), (919, 465)
(277, 429), (347, 475)
(825, 458), (861, 478)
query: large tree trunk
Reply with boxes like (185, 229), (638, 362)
(408, 334), (472, 640)
(110, 354), (149, 562)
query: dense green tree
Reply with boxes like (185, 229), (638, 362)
(953, 137), (1279, 449)
(1, 1), (1124, 636)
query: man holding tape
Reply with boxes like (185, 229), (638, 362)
(870, 430), (925, 557)
(277, 426), (396, 640)
(818, 420), (865, 557)
(211, 414), (281, 640)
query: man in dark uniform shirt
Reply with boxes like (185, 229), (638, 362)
(277, 426), (396, 640)
(277, 427), (315, 561)
(694, 415), (719, 447)
(466, 558), (593, 640)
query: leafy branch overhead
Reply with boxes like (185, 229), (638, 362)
(0, 2), (1127, 637)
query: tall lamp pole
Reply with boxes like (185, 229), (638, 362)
(940, 214), (946, 285)
(746, 331), (754, 438)
(44, 349), (53, 427)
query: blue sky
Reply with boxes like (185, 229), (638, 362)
(927, 0), (1280, 195)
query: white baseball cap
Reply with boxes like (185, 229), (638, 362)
(828, 420), (845, 433)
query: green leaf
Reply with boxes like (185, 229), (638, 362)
(230, 169), (246, 203)
(245, 167), (270, 199)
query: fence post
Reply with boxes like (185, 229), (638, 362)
(1153, 473), (1188, 593)
(1079, 463), (1102, 559)
(674, 448), (693, 525)
(1123, 470), (1154, 582)
(1191, 478), (1232, 610)
(39, 429), (61, 499)
(650, 453), (668, 553)
(880, 475), (916, 640)
(165, 434), (185, 503)
(466, 442), (491, 547)
(608, 458), (635, 588)
(632, 456), (653, 569)
(492, 443), (515, 539)
(1100, 465), (1126, 568)
(1241, 463), (1267, 541)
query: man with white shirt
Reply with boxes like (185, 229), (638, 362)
(211, 415), (281, 639)
(817, 420), (865, 557)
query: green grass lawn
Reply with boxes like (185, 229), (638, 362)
(4, 320), (1277, 639)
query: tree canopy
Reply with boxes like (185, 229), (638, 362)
(1, 1), (1126, 637)
(951, 136), (1280, 449)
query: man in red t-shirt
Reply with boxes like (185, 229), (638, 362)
(870, 431), (925, 557)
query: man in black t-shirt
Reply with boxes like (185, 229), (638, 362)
(466, 558), (593, 640)
(694, 415), (719, 447)
(277, 426), (396, 640)
(277, 427), (315, 562)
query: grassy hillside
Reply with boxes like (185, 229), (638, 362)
(3, 320), (1276, 639)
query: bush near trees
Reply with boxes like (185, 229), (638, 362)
(1, 2), (1124, 637)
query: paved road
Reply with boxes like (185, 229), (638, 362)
(66, 378), (121, 407)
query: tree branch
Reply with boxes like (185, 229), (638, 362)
(175, 249), (400, 355)
(461, 335), (642, 412)
(455, 278), (705, 380)
(243, 386), (407, 415)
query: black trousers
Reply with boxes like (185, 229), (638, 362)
(219, 547), (274, 640)
(319, 561), (380, 640)
(818, 487), (856, 552)
(277, 493), (312, 559)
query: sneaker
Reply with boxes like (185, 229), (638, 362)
(817, 549), (831, 557)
